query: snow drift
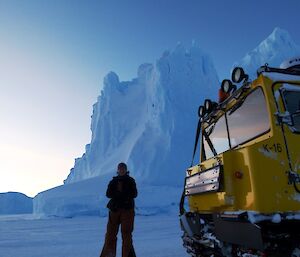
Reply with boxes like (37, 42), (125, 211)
(34, 174), (182, 217)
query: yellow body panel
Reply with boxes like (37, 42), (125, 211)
(188, 75), (300, 214)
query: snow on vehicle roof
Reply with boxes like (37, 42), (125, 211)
(280, 56), (300, 69)
(281, 83), (300, 92)
(262, 72), (300, 83)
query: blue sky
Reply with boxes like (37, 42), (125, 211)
(0, 0), (299, 196)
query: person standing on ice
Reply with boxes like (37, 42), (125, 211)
(100, 162), (138, 257)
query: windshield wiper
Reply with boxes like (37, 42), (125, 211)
(229, 98), (245, 115)
(203, 129), (217, 157)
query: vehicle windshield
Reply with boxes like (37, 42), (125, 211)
(202, 87), (270, 160)
(227, 88), (270, 147)
(203, 115), (229, 160)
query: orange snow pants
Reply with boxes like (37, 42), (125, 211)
(100, 208), (135, 257)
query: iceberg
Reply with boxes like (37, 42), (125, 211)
(234, 27), (300, 78)
(34, 43), (219, 217)
(64, 43), (219, 186)
(0, 192), (32, 214)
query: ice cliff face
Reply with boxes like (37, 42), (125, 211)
(235, 27), (300, 77)
(64, 43), (219, 186)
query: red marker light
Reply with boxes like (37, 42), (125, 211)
(234, 171), (243, 179)
(218, 88), (230, 103)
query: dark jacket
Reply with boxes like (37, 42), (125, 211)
(106, 173), (138, 211)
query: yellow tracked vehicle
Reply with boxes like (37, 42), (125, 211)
(180, 57), (300, 257)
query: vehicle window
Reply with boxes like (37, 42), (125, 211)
(282, 87), (300, 131)
(282, 90), (300, 113)
(203, 115), (230, 160)
(227, 88), (270, 147)
(291, 113), (300, 131)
